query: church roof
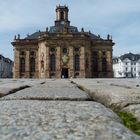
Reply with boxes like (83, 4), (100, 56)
(25, 31), (45, 39)
(24, 28), (99, 40)
(90, 33), (100, 39)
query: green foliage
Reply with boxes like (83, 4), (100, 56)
(118, 112), (140, 135)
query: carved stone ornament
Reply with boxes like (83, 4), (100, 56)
(62, 54), (69, 64)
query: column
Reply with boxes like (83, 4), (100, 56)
(69, 46), (74, 78)
(56, 11), (59, 21)
(35, 49), (39, 78)
(56, 46), (61, 78)
(80, 46), (86, 77)
(14, 48), (20, 78)
(39, 43), (46, 79)
(98, 50), (102, 78)
(58, 10), (60, 20)
(45, 46), (49, 78)
(25, 50), (30, 78)
(64, 11), (67, 20)
(107, 50), (113, 77)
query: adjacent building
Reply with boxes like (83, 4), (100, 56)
(0, 54), (13, 78)
(113, 52), (140, 78)
(12, 5), (114, 79)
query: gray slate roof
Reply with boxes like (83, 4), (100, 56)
(0, 54), (13, 63)
(113, 53), (140, 62)
(24, 25), (99, 40)
(120, 53), (140, 61)
(90, 33), (100, 39)
(25, 32), (45, 39)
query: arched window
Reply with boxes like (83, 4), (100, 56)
(102, 58), (107, 72)
(20, 57), (25, 72)
(30, 57), (35, 72)
(74, 54), (80, 71)
(50, 54), (56, 71)
(60, 11), (64, 20)
(30, 51), (35, 56)
(20, 51), (25, 55)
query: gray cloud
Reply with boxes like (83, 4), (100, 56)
(0, 0), (140, 59)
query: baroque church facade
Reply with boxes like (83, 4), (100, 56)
(12, 5), (114, 78)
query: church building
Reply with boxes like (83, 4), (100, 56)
(12, 5), (114, 78)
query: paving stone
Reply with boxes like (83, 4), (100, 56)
(0, 79), (46, 86)
(0, 100), (139, 140)
(1, 80), (90, 100)
(0, 83), (30, 97)
(0, 79), (47, 97)
(72, 79), (140, 123)
(0, 79), (140, 139)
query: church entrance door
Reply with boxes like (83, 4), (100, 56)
(61, 68), (68, 78)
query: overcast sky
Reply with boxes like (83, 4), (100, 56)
(0, 0), (140, 60)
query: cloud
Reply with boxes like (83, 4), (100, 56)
(0, 0), (55, 32)
(0, 0), (140, 32)
(0, 0), (140, 59)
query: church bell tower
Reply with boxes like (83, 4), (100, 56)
(55, 5), (70, 26)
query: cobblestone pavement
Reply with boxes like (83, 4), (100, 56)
(0, 79), (140, 140)
(0, 79), (46, 97)
(1, 79), (90, 101)
(72, 78), (140, 121)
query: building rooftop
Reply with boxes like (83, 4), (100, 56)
(113, 52), (140, 62)
(0, 54), (13, 63)
(120, 52), (140, 61)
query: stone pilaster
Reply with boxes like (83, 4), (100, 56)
(25, 50), (30, 78)
(35, 50), (39, 78)
(56, 46), (61, 78)
(45, 46), (49, 78)
(107, 50), (113, 77)
(14, 48), (20, 78)
(87, 48), (92, 78)
(39, 43), (46, 79)
(80, 46), (85, 77)
(64, 12), (66, 20)
(98, 50), (102, 78)
(69, 46), (74, 78)
(58, 10), (60, 20)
